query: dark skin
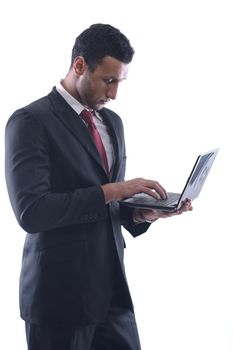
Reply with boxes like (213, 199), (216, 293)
(62, 56), (193, 222)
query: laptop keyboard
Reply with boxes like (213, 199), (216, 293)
(131, 192), (180, 206)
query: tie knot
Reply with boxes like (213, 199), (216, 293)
(80, 109), (95, 128)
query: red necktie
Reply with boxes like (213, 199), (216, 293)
(80, 109), (109, 175)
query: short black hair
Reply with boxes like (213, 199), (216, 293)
(71, 23), (135, 70)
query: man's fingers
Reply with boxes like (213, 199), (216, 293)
(140, 187), (164, 200)
(176, 199), (193, 214)
(137, 179), (167, 199)
(116, 178), (168, 201)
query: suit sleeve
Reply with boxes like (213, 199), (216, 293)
(120, 205), (151, 237)
(5, 109), (108, 234)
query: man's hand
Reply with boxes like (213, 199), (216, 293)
(101, 178), (167, 204)
(134, 198), (193, 223)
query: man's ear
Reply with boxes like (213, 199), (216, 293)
(73, 56), (87, 75)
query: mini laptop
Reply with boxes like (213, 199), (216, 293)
(119, 148), (219, 212)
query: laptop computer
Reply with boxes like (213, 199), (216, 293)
(119, 148), (219, 212)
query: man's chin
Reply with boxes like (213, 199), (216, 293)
(95, 104), (104, 111)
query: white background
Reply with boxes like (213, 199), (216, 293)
(0, 0), (232, 349)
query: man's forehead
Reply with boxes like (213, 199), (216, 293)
(96, 56), (129, 79)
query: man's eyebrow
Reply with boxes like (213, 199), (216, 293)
(104, 76), (128, 82)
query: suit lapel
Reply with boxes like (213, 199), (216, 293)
(48, 88), (108, 179)
(99, 109), (122, 182)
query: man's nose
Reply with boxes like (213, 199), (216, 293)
(106, 84), (118, 100)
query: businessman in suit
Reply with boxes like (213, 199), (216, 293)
(5, 24), (192, 350)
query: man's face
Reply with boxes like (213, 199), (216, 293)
(75, 56), (129, 110)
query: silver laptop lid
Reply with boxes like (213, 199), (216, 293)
(177, 148), (219, 210)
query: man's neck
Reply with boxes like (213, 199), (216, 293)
(61, 77), (82, 103)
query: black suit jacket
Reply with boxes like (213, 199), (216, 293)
(5, 88), (150, 327)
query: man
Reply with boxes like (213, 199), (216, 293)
(5, 24), (192, 350)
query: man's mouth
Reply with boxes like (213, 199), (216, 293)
(99, 99), (110, 105)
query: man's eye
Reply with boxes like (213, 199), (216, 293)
(104, 78), (114, 84)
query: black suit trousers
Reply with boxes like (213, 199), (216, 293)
(25, 266), (141, 350)
(25, 306), (141, 350)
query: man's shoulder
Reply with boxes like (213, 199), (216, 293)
(101, 106), (120, 118)
(19, 89), (55, 113)
(100, 107), (123, 127)
(7, 88), (57, 125)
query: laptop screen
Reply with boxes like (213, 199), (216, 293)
(177, 148), (219, 209)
